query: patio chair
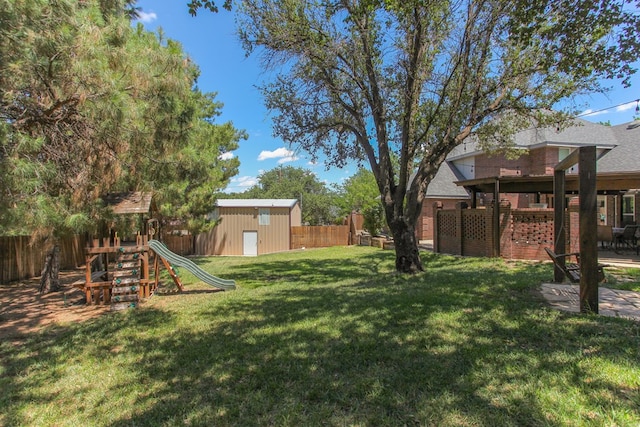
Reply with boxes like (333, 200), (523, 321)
(597, 225), (614, 250)
(544, 247), (606, 284)
(615, 225), (638, 253)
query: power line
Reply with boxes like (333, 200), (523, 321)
(576, 98), (640, 118)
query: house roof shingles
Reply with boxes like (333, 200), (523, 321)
(431, 119), (640, 197)
(596, 121), (640, 173)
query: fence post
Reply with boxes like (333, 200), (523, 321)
(499, 200), (512, 259)
(455, 202), (467, 256)
(433, 201), (443, 253)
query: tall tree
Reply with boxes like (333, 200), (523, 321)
(336, 168), (384, 234)
(242, 166), (338, 225)
(235, 0), (640, 272)
(336, 168), (380, 215)
(0, 0), (242, 291)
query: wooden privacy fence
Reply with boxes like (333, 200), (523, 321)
(291, 225), (350, 249)
(161, 233), (194, 256)
(0, 235), (87, 284)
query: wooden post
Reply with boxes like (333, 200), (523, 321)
(579, 146), (598, 314)
(553, 169), (566, 283)
(455, 202), (464, 256)
(493, 178), (501, 257)
(433, 202), (442, 253)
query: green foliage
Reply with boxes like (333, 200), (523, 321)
(334, 168), (379, 215)
(187, 0), (232, 15)
(335, 168), (385, 233)
(0, 0), (242, 238)
(362, 202), (385, 235)
(235, 0), (640, 272)
(240, 166), (339, 225)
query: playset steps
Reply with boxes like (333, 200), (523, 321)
(111, 249), (141, 311)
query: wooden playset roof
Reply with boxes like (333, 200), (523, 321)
(103, 192), (154, 215)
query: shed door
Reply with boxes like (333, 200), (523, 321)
(243, 231), (258, 256)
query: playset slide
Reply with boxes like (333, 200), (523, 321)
(148, 240), (236, 291)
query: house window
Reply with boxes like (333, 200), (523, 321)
(622, 195), (635, 225)
(597, 196), (607, 225)
(558, 148), (577, 173)
(259, 208), (270, 225)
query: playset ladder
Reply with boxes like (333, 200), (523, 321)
(111, 250), (141, 310)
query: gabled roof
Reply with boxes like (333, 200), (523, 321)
(447, 117), (619, 161)
(426, 162), (470, 199)
(103, 192), (154, 215)
(216, 199), (299, 208)
(434, 118), (640, 197)
(596, 121), (640, 173)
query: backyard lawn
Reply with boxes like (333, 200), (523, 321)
(1, 246), (639, 426)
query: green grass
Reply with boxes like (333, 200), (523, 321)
(605, 266), (640, 292)
(1, 247), (639, 426)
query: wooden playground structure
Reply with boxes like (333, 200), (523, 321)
(77, 231), (183, 310)
(73, 192), (235, 310)
(74, 192), (183, 310)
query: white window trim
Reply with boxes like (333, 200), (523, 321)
(259, 208), (270, 225)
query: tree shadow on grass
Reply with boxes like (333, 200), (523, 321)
(1, 253), (639, 426)
(220, 248), (396, 290)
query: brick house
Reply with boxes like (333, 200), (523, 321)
(418, 119), (640, 241)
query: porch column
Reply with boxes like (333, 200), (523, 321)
(492, 178), (500, 257)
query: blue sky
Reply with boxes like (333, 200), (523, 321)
(133, 1), (640, 193)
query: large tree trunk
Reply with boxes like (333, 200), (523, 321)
(389, 219), (423, 273)
(39, 245), (61, 293)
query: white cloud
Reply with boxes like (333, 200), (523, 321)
(257, 147), (297, 161)
(136, 11), (157, 23)
(230, 176), (258, 188)
(277, 154), (299, 164)
(580, 108), (608, 117)
(616, 101), (638, 112)
(218, 152), (235, 160)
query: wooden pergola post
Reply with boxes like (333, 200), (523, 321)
(554, 146), (598, 314)
(579, 147), (598, 313)
(493, 178), (500, 257)
(553, 169), (566, 283)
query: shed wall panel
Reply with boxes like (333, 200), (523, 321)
(195, 206), (293, 256)
(258, 207), (291, 254)
(290, 204), (302, 226)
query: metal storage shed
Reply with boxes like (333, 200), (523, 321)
(196, 199), (302, 256)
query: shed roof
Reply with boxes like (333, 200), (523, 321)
(216, 199), (299, 208)
(103, 192), (154, 215)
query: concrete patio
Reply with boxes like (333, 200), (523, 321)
(539, 283), (640, 321)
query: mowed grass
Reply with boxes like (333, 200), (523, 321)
(1, 246), (639, 426)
